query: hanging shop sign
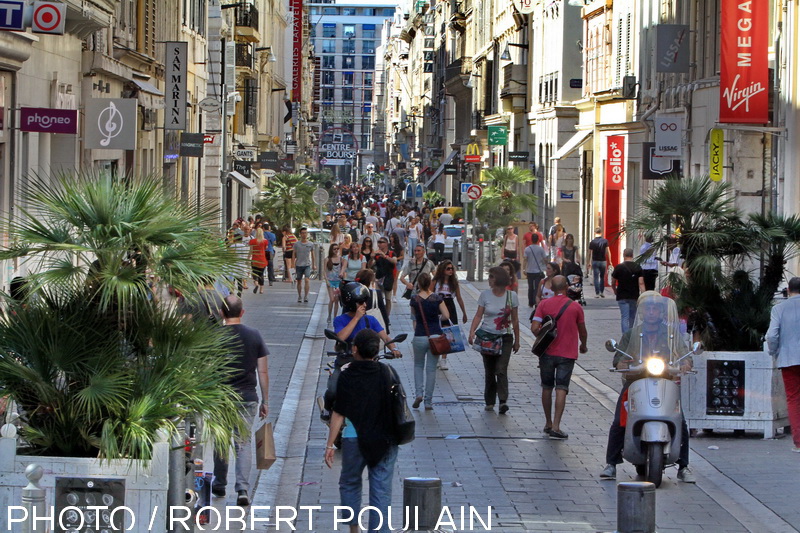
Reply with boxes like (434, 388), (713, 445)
(179, 133), (204, 157)
(709, 129), (725, 182)
(605, 135), (625, 190)
(488, 125), (508, 146)
(654, 116), (683, 157)
(164, 41), (188, 130)
(508, 151), (530, 162)
(720, 0), (768, 124)
(642, 142), (682, 180)
(20, 107), (77, 134)
(656, 25), (690, 73)
(290, 0), (304, 103)
(85, 99), (137, 150)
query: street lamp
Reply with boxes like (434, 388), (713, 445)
(465, 72), (481, 89)
(499, 42), (529, 61)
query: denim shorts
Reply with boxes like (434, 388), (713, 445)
(539, 354), (576, 391)
(295, 265), (312, 280)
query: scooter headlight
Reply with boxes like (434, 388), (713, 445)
(646, 358), (666, 376)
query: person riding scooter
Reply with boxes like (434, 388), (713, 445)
(334, 282), (402, 355)
(600, 291), (696, 484)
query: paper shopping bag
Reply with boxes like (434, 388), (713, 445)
(441, 325), (465, 353)
(255, 422), (276, 470)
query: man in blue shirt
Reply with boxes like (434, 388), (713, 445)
(334, 283), (401, 356)
(263, 223), (277, 285)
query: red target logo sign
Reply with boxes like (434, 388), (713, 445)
(32, 2), (66, 35)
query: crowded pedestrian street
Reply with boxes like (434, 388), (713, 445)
(209, 274), (800, 533)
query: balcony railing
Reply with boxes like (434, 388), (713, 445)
(235, 4), (259, 31)
(236, 43), (254, 70)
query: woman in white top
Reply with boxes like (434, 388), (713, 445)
(408, 217), (423, 254)
(431, 225), (447, 264)
(536, 261), (561, 306)
(433, 260), (468, 370)
(502, 226), (520, 277)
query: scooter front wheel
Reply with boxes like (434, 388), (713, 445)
(645, 442), (664, 488)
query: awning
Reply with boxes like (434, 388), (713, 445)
(551, 130), (593, 160)
(229, 171), (255, 189)
(131, 79), (164, 96)
(424, 150), (459, 188)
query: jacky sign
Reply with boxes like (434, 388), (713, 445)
(709, 129), (725, 182)
(165, 41), (188, 130)
(605, 135), (625, 191)
(20, 107), (77, 134)
(720, 0), (768, 124)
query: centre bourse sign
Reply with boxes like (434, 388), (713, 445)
(318, 128), (358, 167)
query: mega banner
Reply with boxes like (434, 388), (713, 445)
(720, 0), (768, 124)
(605, 135), (625, 191)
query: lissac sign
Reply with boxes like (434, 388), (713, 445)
(0, 1), (66, 34)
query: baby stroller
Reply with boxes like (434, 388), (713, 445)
(562, 262), (586, 306)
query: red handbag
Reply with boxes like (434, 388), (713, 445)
(417, 297), (451, 355)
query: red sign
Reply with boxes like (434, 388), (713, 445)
(291, 0), (304, 103)
(20, 107), (77, 134)
(203, 134), (215, 144)
(466, 184), (483, 200)
(605, 135), (625, 191)
(720, 0), (769, 123)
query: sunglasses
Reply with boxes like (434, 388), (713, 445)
(445, 267), (454, 271)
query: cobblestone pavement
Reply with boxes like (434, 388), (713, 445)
(211, 273), (800, 532)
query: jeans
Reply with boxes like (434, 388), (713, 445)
(408, 237), (419, 255)
(781, 365), (800, 447)
(618, 299), (638, 333)
(339, 437), (399, 532)
(267, 250), (276, 282)
(482, 333), (514, 405)
(213, 401), (258, 493)
(592, 261), (607, 296)
(526, 272), (544, 307)
(412, 336), (439, 405)
(605, 383), (689, 468)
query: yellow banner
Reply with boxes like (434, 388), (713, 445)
(709, 129), (724, 182)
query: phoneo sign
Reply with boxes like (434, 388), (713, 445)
(605, 135), (625, 191)
(20, 107), (77, 134)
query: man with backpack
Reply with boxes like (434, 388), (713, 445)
(530, 276), (588, 440)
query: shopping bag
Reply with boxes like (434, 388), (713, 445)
(441, 325), (465, 353)
(255, 422), (276, 470)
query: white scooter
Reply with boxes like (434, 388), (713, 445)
(606, 338), (702, 487)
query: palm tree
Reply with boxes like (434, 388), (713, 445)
(475, 166), (537, 231)
(423, 190), (444, 206)
(0, 171), (245, 460)
(252, 172), (318, 230)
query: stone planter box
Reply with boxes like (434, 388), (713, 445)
(0, 427), (169, 533)
(681, 350), (789, 438)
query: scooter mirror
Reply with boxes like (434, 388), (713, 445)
(324, 329), (339, 341)
(392, 333), (408, 344)
(605, 339), (618, 352)
(692, 341), (704, 355)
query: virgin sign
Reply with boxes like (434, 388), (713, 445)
(720, 0), (768, 124)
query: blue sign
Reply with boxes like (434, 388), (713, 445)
(404, 178), (410, 184)
(460, 182), (472, 194)
(560, 191), (575, 200)
(405, 184), (413, 198)
(415, 184), (423, 198)
(0, 1), (25, 31)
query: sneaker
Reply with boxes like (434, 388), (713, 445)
(304, 298), (309, 302)
(600, 464), (617, 479)
(499, 404), (509, 415)
(677, 466), (696, 483)
(594, 294), (601, 298)
(412, 396), (423, 409)
(438, 361), (448, 370)
(549, 429), (568, 440)
(792, 447), (800, 453)
(237, 490), (250, 506)
(484, 404), (495, 411)
(211, 486), (226, 498)
(600, 293), (605, 298)
(392, 296), (398, 303)
(424, 404), (434, 411)
(297, 298), (302, 302)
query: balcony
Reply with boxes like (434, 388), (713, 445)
(500, 64), (527, 99)
(444, 57), (471, 84)
(234, 3), (261, 43)
(235, 43), (255, 73)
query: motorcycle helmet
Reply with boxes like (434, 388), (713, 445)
(340, 282), (371, 312)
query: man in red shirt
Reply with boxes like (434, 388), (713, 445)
(523, 221), (547, 252)
(531, 276), (587, 439)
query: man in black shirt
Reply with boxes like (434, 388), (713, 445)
(212, 295), (270, 507)
(611, 248), (645, 333)
(586, 227), (613, 298)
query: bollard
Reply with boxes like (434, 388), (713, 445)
(466, 244), (475, 282)
(452, 240), (460, 269)
(617, 482), (656, 533)
(403, 477), (442, 531)
(21, 464), (45, 533)
(477, 237), (485, 281)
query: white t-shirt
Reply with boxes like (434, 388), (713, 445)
(409, 223), (422, 240)
(439, 213), (454, 225)
(477, 289), (519, 334)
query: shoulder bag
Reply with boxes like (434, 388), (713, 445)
(383, 364), (415, 445)
(417, 296), (451, 355)
(402, 258), (428, 299)
(472, 292), (512, 357)
(532, 300), (574, 357)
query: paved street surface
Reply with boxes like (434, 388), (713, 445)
(209, 273), (800, 532)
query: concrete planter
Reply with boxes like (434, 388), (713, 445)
(681, 350), (789, 438)
(0, 426), (169, 533)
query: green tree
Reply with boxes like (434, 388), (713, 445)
(0, 172), (244, 460)
(252, 172), (318, 230)
(475, 166), (538, 231)
(423, 190), (444, 205)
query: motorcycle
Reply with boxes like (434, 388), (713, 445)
(605, 338), (702, 487)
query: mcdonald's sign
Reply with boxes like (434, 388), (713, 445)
(464, 143), (482, 163)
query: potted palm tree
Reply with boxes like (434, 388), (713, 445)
(0, 172), (245, 530)
(626, 176), (800, 436)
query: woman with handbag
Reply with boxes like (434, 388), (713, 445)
(410, 273), (450, 410)
(433, 260), (468, 371)
(468, 266), (520, 414)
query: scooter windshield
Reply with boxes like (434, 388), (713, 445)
(625, 291), (689, 363)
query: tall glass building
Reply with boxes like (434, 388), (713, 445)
(310, 0), (396, 183)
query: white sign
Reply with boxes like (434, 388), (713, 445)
(460, 182), (472, 194)
(164, 42), (188, 130)
(235, 149), (256, 160)
(85, 99), (137, 150)
(312, 188), (329, 205)
(512, 0), (534, 15)
(32, 1), (65, 34)
(198, 96), (221, 113)
(466, 184), (483, 201)
(654, 116), (683, 157)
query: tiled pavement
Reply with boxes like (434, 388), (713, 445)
(211, 273), (799, 532)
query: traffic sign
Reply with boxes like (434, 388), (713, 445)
(488, 125), (508, 146)
(466, 184), (483, 201)
(312, 188), (329, 206)
(460, 182), (472, 194)
(464, 143), (482, 163)
(32, 1), (66, 34)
